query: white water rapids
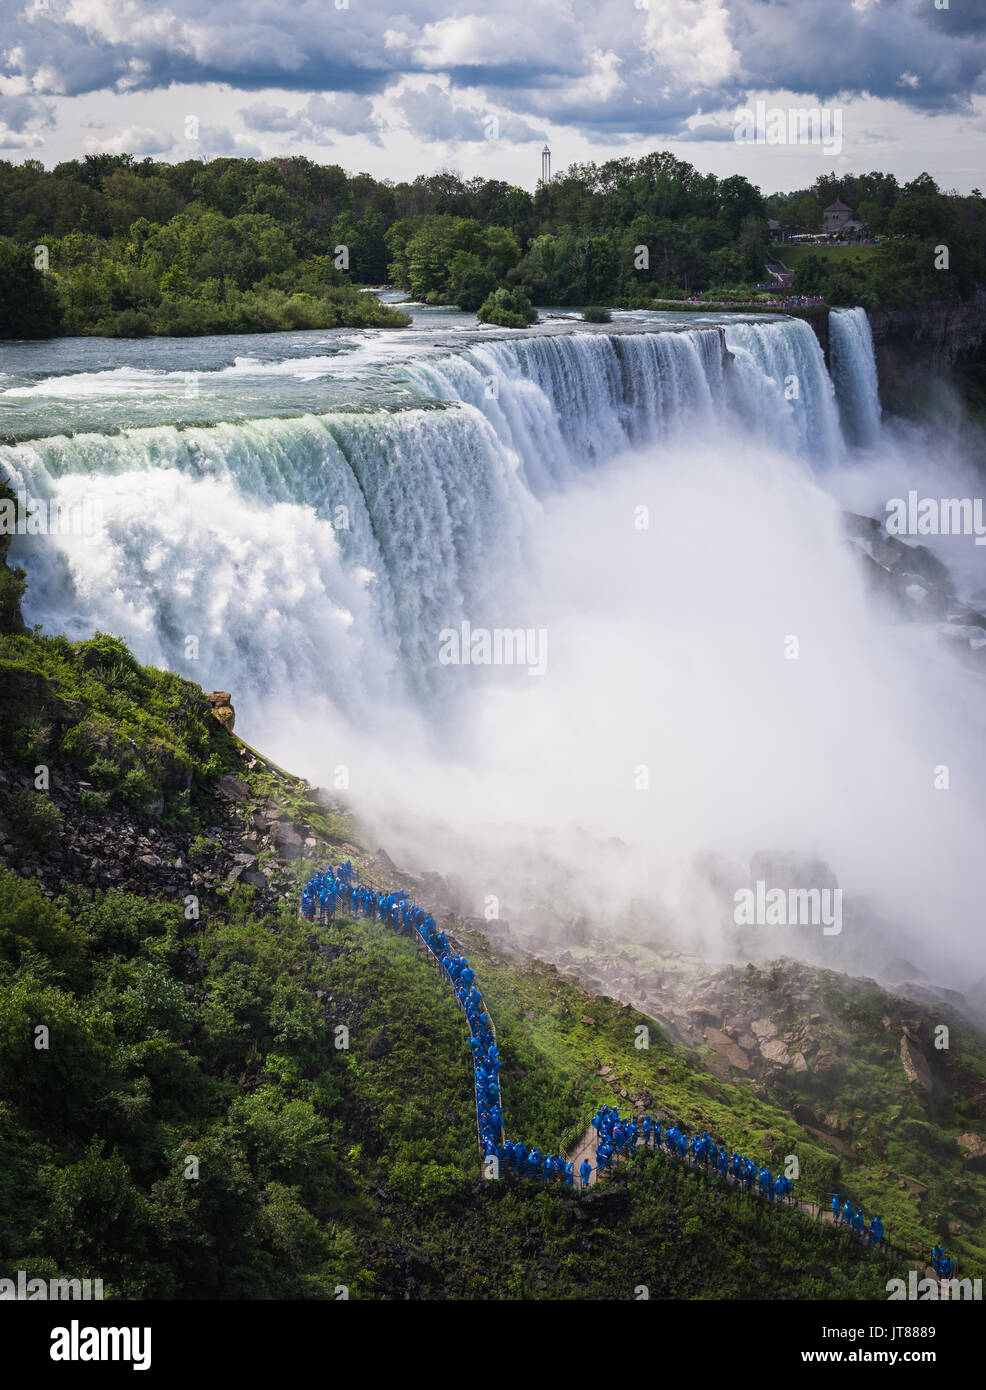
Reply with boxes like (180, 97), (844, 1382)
(2, 309), (984, 989)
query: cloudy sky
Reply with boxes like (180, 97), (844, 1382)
(2, 0), (985, 192)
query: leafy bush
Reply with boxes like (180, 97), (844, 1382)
(119, 765), (156, 810)
(100, 308), (153, 337)
(477, 287), (537, 328)
(77, 632), (142, 675)
(582, 305), (612, 323)
(7, 788), (62, 851)
(188, 834), (213, 863)
(0, 559), (26, 635)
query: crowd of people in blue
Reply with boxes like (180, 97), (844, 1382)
(302, 861), (507, 1164)
(832, 1194), (884, 1247)
(301, 862), (957, 1276)
(590, 1105), (794, 1204)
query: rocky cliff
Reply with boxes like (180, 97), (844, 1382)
(867, 292), (986, 415)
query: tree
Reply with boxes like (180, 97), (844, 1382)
(477, 287), (537, 327)
(0, 240), (62, 338)
(447, 251), (496, 311)
(46, 1139), (153, 1292)
(101, 171), (179, 235)
(795, 196), (823, 233)
(717, 174), (766, 239)
(856, 200), (888, 235)
(708, 246), (746, 284)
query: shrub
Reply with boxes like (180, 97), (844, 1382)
(188, 834), (213, 864)
(0, 559), (27, 634)
(162, 788), (193, 828)
(582, 305), (612, 323)
(87, 755), (120, 790)
(11, 724), (51, 764)
(77, 633), (141, 675)
(106, 309), (153, 337)
(476, 287), (537, 328)
(79, 788), (111, 815)
(7, 788), (62, 850)
(119, 765), (156, 810)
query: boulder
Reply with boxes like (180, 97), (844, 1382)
(956, 1134), (986, 1174)
(760, 1038), (792, 1067)
(217, 773), (248, 802)
(206, 691), (235, 731)
(271, 821), (304, 859)
(703, 1027), (750, 1071)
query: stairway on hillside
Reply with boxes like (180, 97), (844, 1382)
(765, 253), (795, 288)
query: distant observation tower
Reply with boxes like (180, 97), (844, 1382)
(541, 144), (551, 185)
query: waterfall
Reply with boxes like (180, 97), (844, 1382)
(722, 316), (843, 463)
(8, 312), (986, 982)
(398, 329), (728, 492)
(829, 307), (882, 449)
(0, 406), (534, 718)
(1, 318), (851, 728)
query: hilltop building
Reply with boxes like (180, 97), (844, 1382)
(823, 198), (862, 235)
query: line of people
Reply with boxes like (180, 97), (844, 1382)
(831, 1194), (883, 1248)
(302, 863), (516, 1168)
(302, 862), (410, 931)
(587, 1105), (794, 1203)
(301, 864), (918, 1264)
(499, 1142), (574, 1185)
(931, 1244), (956, 1278)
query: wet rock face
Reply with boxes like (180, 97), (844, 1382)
(749, 852), (839, 895)
(217, 773), (249, 802)
(866, 294), (986, 415)
(844, 510), (986, 670)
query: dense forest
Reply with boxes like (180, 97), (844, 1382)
(0, 152), (984, 337)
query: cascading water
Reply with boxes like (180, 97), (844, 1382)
(0, 317), (842, 718)
(724, 316), (842, 462)
(5, 308), (986, 984)
(829, 306), (882, 449)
